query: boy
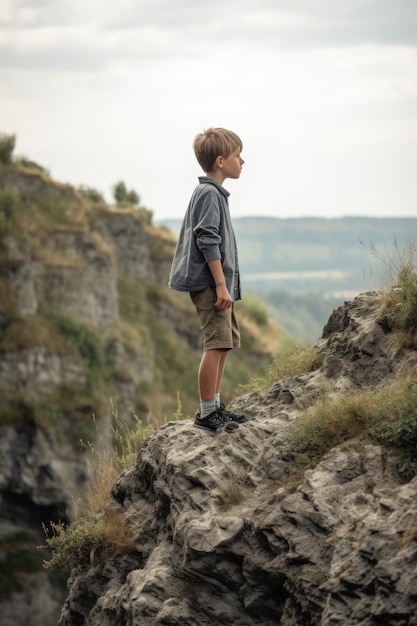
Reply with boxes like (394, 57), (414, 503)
(168, 127), (247, 432)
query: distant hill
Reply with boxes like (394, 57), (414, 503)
(160, 216), (417, 342)
(160, 216), (417, 294)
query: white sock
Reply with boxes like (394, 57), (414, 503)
(200, 399), (216, 419)
(214, 393), (221, 409)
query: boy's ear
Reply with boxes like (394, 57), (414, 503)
(214, 155), (224, 169)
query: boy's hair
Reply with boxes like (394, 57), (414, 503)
(193, 127), (243, 173)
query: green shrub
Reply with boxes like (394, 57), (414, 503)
(238, 294), (269, 325)
(0, 188), (19, 234)
(367, 380), (417, 471)
(112, 181), (153, 223)
(43, 512), (135, 570)
(0, 133), (16, 164)
(77, 185), (105, 204)
(14, 155), (49, 175)
(112, 180), (140, 206)
(44, 309), (104, 370)
(135, 206), (153, 224)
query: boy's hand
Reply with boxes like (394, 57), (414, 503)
(208, 259), (232, 309)
(215, 284), (232, 310)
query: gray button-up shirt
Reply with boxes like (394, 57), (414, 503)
(168, 176), (241, 301)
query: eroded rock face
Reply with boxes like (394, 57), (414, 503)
(319, 291), (395, 387)
(1, 232), (119, 327)
(0, 169), (194, 625)
(0, 420), (86, 509)
(58, 293), (417, 625)
(59, 422), (417, 626)
(0, 420), (88, 626)
(0, 346), (86, 398)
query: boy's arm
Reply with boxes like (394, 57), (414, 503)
(208, 259), (232, 310)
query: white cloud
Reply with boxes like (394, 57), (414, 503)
(1, 0), (416, 220)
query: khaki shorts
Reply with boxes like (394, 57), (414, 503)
(190, 286), (240, 351)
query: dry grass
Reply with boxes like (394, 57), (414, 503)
(368, 240), (417, 347)
(111, 402), (154, 468)
(0, 315), (68, 353)
(239, 313), (287, 359)
(43, 510), (135, 570)
(216, 482), (245, 510)
(378, 264), (417, 345)
(289, 377), (417, 479)
(216, 467), (250, 510)
(241, 337), (322, 393)
(368, 239), (416, 291)
(43, 407), (154, 569)
(290, 392), (368, 459)
(146, 222), (177, 262)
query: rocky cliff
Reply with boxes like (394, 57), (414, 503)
(0, 161), (282, 625)
(58, 291), (417, 626)
(0, 165), (177, 626)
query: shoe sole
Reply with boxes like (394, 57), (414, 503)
(194, 422), (239, 432)
(194, 423), (220, 432)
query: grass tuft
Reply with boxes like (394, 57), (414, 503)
(111, 401), (154, 469)
(289, 378), (417, 480)
(0, 133), (15, 164)
(369, 240), (417, 346)
(241, 337), (321, 393)
(216, 467), (250, 510)
(42, 407), (154, 569)
(42, 510), (134, 570)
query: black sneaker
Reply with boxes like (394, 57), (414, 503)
(218, 402), (248, 424)
(194, 409), (239, 432)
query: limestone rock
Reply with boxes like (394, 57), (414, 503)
(1, 231), (119, 327)
(318, 291), (394, 387)
(58, 292), (417, 625)
(0, 420), (88, 626)
(0, 346), (86, 398)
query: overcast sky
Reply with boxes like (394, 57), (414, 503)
(1, 0), (417, 221)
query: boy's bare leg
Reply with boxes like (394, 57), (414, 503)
(196, 348), (239, 430)
(215, 349), (229, 395)
(198, 349), (228, 401)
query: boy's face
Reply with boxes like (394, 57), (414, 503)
(218, 148), (244, 180)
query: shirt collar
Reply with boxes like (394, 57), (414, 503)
(198, 176), (230, 198)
